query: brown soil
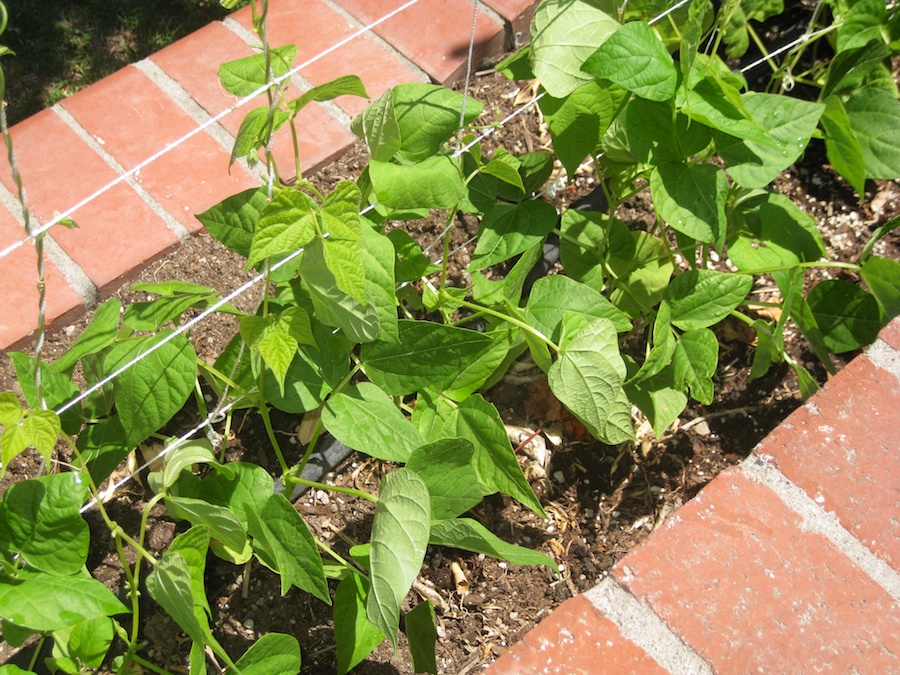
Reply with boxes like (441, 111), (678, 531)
(1, 64), (898, 674)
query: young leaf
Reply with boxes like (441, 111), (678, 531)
(230, 106), (290, 167)
(247, 188), (318, 269)
(50, 298), (121, 374)
(405, 601), (438, 675)
(362, 321), (493, 395)
(430, 518), (558, 569)
(0, 473), (89, 575)
(807, 280), (881, 353)
(548, 319), (634, 444)
(0, 408), (61, 478)
(288, 74), (368, 115)
(861, 256), (900, 322)
(391, 83), (483, 163)
(581, 21), (677, 102)
(369, 157), (466, 211)
(351, 90), (402, 162)
(229, 633), (301, 675)
(406, 439), (482, 521)
(663, 269), (753, 331)
(246, 494), (330, 603)
(334, 574), (385, 675)
(529, 0), (619, 97)
(160, 439), (233, 491)
(820, 96), (867, 198)
(0, 569), (127, 632)
(147, 552), (214, 646)
(218, 45), (298, 97)
(651, 162), (727, 246)
(165, 496), (247, 553)
(481, 149), (525, 193)
(56, 615), (115, 670)
(845, 89), (900, 180)
(322, 382), (425, 463)
(366, 469), (431, 649)
(104, 332), (196, 446)
(672, 328), (718, 404)
(195, 186), (269, 260)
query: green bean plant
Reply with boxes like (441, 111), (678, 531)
(1, 0), (899, 672)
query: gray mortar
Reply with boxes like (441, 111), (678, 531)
(866, 337), (900, 380)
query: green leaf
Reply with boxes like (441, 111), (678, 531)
(247, 494), (330, 603)
(165, 496), (247, 553)
(0, 474), (89, 575)
(443, 323), (521, 401)
(651, 162), (727, 246)
(471, 200), (558, 269)
(195, 187), (269, 260)
(9, 353), (80, 435)
(0, 569), (127, 632)
(672, 328), (718, 404)
(430, 518), (558, 569)
(607, 221), (674, 317)
(56, 615), (114, 669)
(230, 107), (290, 166)
(481, 149), (525, 193)
(388, 229), (440, 283)
(334, 574), (384, 675)
(0, 393), (21, 427)
(321, 181), (366, 303)
(229, 633), (302, 675)
(51, 298), (121, 374)
(391, 83), (483, 163)
(168, 526), (213, 619)
(289, 74), (368, 114)
(322, 382), (425, 463)
(845, 89), (900, 180)
(714, 93), (824, 188)
(861, 256), (900, 322)
(582, 21), (677, 101)
(405, 601), (437, 674)
(248, 188), (317, 269)
(1, 409), (61, 476)
(836, 0), (888, 53)
(807, 280), (881, 353)
(529, 0), (619, 97)
(821, 40), (892, 100)
(663, 270), (752, 330)
(172, 462), (273, 531)
(406, 439), (482, 521)
(160, 439), (233, 491)
(104, 332), (196, 447)
(242, 307), (315, 394)
(73, 417), (130, 487)
(218, 45), (298, 97)
(495, 46), (535, 81)
(821, 96), (867, 198)
(147, 552), (212, 646)
(540, 80), (625, 178)
(357, 224), (400, 344)
(352, 90), (401, 162)
(527, 275), (631, 342)
(623, 98), (712, 166)
(728, 191), (825, 271)
(628, 303), (676, 384)
(366, 469), (430, 649)
(369, 157), (466, 211)
(362, 321), (493, 395)
(548, 319), (634, 444)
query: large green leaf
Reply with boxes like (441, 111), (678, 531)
(247, 188), (317, 269)
(147, 552), (214, 647)
(53, 615), (115, 670)
(366, 469), (430, 649)
(51, 298), (121, 374)
(807, 280), (881, 353)
(218, 46), (297, 96)
(229, 633), (301, 675)
(104, 332), (196, 447)
(172, 462), (273, 532)
(334, 574), (384, 675)
(836, 0), (889, 53)
(289, 74), (368, 114)
(369, 157), (467, 210)
(362, 321), (492, 395)
(714, 93), (824, 188)
(623, 98), (712, 166)
(322, 382), (425, 462)
(548, 319), (634, 444)
(168, 526), (212, 619)
(651, 162), (726, 246)
(471, 200), (558, 269)
(607, 221), (674, 317)
(357, 225), (400, 344)
(406, 439), (482, 521)
(529, 0), (619, 97)
(351, 90), (401, 162)
(581, 21), (677, 101)
(0, 569), (127, 632)
(195, 186), (268, 260)
(405, 601), (437, 675)
(821, 96), (867, 198)
(165, 496), (247, 553)
(526, 275), (631, 342)
(247, 494), (330, 603)
(672, 328), (718, 404)
(845, 89), (900, 180)
(821, 40), (892, 100)
(430, 518), (557, 569)
(391, 83), (483, 163)
(861, 256), (900, 322)
(0, 474), (89, 575)
(663, 269), (752, 330)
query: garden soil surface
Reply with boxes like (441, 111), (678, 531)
(1, 64), (898, 674)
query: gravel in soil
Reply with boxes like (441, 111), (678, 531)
(1, 63), (897, 674)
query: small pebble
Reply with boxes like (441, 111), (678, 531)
(243, 618), (255, 630)
(553, 470), (565, 483)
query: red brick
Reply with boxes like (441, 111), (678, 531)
(325, 0), (505, 85)
(484, 0), (539, 40)
(61, 65), (258, 234)
(0, 110), (179, 290)
(612, 469), (900, 673)
(879, 316), (900, 351)
(756, 354), (900, 570)
(231, 0), (426, 117)
(0, 207), (84, 350)
(487, 596), (666, 674)
(151, 19), (355, 176)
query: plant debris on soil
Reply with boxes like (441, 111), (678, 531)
(1, 59), (898, 674)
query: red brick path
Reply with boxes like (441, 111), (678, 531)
(2, 2), (898, 672)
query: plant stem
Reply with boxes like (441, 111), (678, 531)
(129, 653), (176, 675)
(260, 401), (290, 475)
(289, 478), (378, 503)
(316, 537), (367, 576)
(456, 296), (558, 351)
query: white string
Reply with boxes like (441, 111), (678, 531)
(0, 0), (424, 264)
(647, 0), (691, 25)
(739, 25), (834, 74)
(458, 0), (480, 133)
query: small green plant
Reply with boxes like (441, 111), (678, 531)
(1, 0), (898, 672)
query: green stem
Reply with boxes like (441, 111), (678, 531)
(128, 653), (176, 675)
(260, 402), (290, 475)
(440, 209), (455, 291)
(290, 478), (378, 503)
(316, 537), (367, 576)
(455, 296), (558, 351)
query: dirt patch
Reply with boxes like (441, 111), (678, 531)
(1, 62), (897, 675)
